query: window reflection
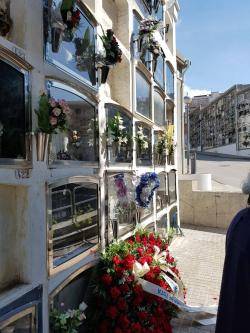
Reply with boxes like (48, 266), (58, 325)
(154, 55), (164, 89)
(50, 182), (99, 267)
(48, 85), (98, 163)
(166, 63), (174, 99)
(47, 0), (96, 86)
(156, 173), (168, 211)
(0, 59), (28, 160)
(136, 71), (151, 119)
(154, 91), (165, 126)
(168, 170), (177, 204)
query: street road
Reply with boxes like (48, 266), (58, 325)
(195, 153), (250, 190)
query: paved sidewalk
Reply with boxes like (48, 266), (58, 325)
(170, 225), (227, 333)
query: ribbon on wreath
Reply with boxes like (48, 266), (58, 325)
(132, 246), (217, 326)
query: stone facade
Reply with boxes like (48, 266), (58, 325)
(0, 0), (183, 331)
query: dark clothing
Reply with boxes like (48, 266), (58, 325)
(216, 208), (250, 333)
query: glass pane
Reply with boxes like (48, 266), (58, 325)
(107, 107), (133, 163)
(157, 215), (168, 237)
(156, 173), (167, 211)
(52, 268), (94, 333)
(51, 182), (99, 267)
(136, 72), (151, 118)
(154, 55), (164, 89)
(108, 173), (137, 239)
(168, 171), (177, 204)
(155, 3), (163, 22)
(0, 60), (26, 159)
(47, 1), (96, 86)
(49, 86), (98, 162)
(154, 91), (165, 126)
(136, 124), (152, 166)
(166, 63), (174, 99)
(0, 313), (33, 333)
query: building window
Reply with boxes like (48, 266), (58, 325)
(0, 58), (30, 162)
(107, 173), (137, 240)
(136, 123), (152, 166)
(136, 71), (151, 119)
(48, 82), (98, 163)
(166, 63), (174, 99)
(107, 105), (133, 164)
(156, 173), (168, 211)
(154, 90), (165, 126)
(154, 54), (164, 89)
(46, 1), (96, 86)
(51, 267), (94, 332)
(48, 180), (99, 268)
(154, 1), (164, 22)
(168, 170), (177, 204)
(0, 307), (36, 333)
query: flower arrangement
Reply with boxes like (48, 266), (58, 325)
(108, 112), (129, 147)
(50, 301), (87, 333)
(136, 172), (160, 208)
(36, 93), (69, 134)
(88, 229), (185, 333)
(98, 28), (122, 66)
(135, 126), (149, 154)
(97, 29), (122, 83)
(60, 0), (81, 41)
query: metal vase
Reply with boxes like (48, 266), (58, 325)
(101, 66), (110, 84)
(36, 133), (50, 161)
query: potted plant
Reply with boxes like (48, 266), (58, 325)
(35, 93), (69, 161)
(50, 302), (87, 333)
(97, 28), (122, 83)
(0, 1), (12, 37)
(108, 112), (129, 158)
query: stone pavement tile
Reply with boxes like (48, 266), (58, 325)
(170, 225), (226, 332)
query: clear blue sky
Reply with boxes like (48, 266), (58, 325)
(177, 0), (250, 93)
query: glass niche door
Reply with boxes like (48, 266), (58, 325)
(48, 82), (98, 164)
(0, 307), (36, 333)
(48, 178), (99, 268)
(107, 173), (137, 240)
(0, 58), (30, 163)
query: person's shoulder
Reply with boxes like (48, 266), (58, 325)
(227, 208), (250, 249)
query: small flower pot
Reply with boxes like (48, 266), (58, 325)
(36, 132), (50, 161)
(51, 25), (64, 53)
(101, 66), (110, 84)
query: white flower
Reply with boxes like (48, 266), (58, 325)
(52, 107), (61, 116)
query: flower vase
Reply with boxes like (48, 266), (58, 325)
(101, 66), (110, 84)
(51, 23), (64, 53)
(36, 132), (50, 161)
(112, 141), (120, 157)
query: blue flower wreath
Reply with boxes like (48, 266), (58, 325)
(135, 172), (160, 208)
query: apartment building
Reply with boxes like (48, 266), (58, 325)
(189, 85), (250, 156)
(0, 0), (183, 331)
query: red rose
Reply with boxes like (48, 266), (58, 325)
(115, 328), (123, 333)
(119, 314), (130, 328)
(131, 322), (142, 333)
(106, 305), (118, 319)
(137, 310), (148, 321)
(123, 254), (135, 270)
(135, 234), (141, 243)
(110, 286), (121, 299)
(133, 284), (143, 295)
(137, 247), (144, 256)
(133, 296), (143, 306)
(119, 283), (130, 294)
(113, 255), (121, 265)
(117, 298), (128, 311)
(152, 266), (161, 275)
(101, 273), (112, 286)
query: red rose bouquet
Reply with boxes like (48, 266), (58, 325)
(87, 230), (185, 333)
